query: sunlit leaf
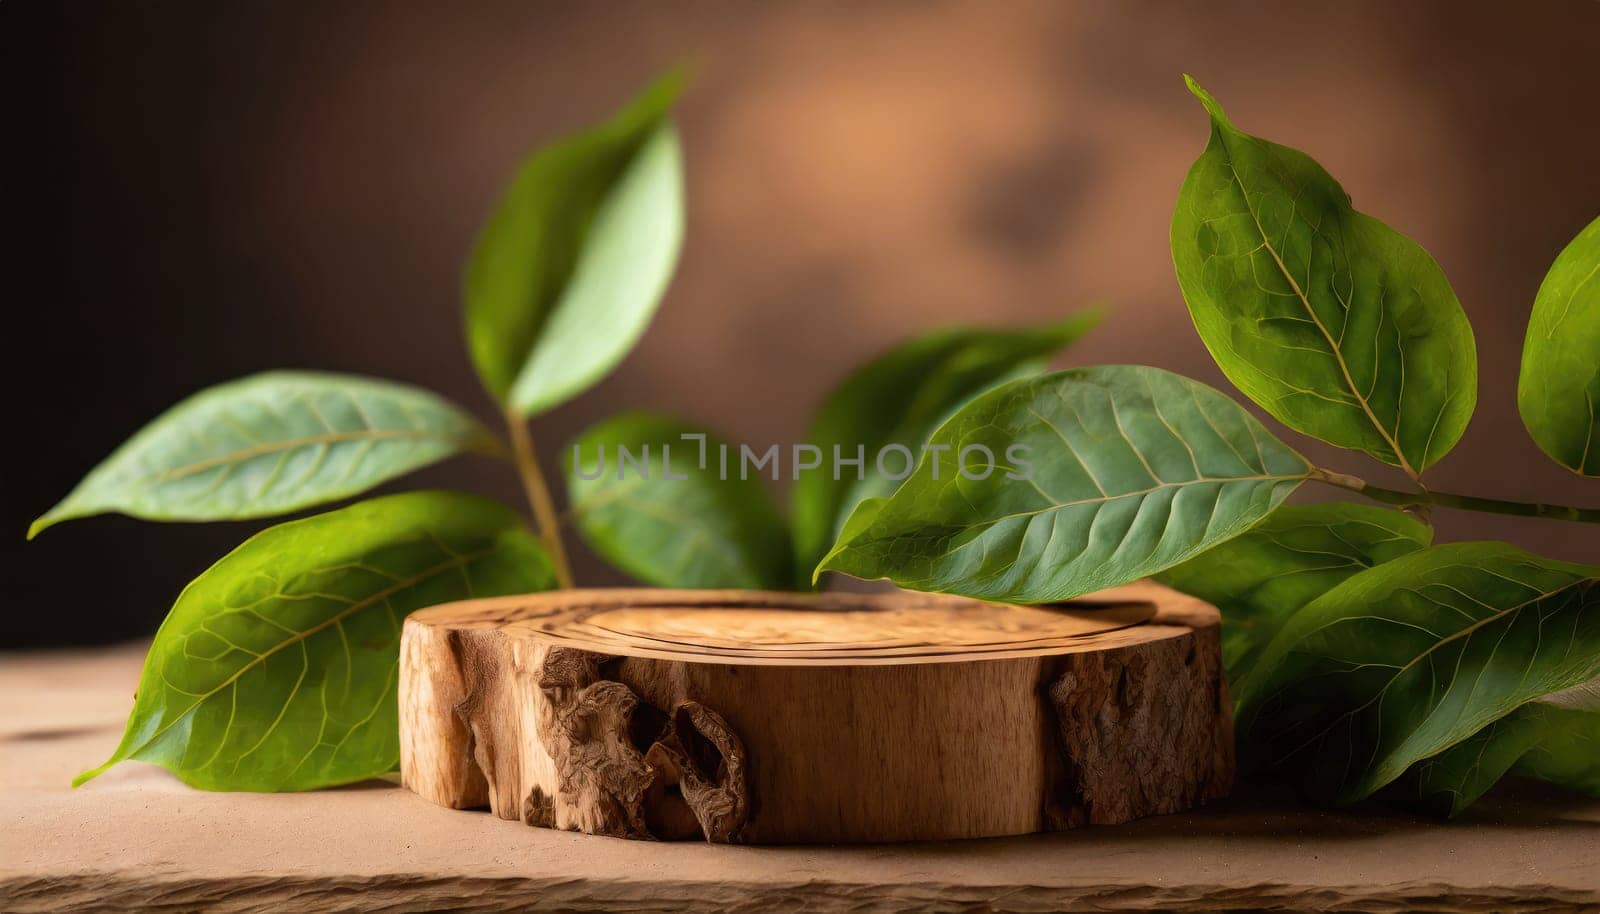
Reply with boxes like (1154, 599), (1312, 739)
(1519, 213), (1600, 475)
(30, 372), (498, 537)
(465, 70), (685, 417)
(1171, 76), (1476, 476)
(792, 314), (1098, 579)
(75, 491), (553, 791)
(816, 365), (1312, 602)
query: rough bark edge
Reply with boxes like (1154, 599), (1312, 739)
(1042, 623), (1234, 827)
(643, 701), (751, 842)
(451, 644), (751, 842)
(409, 585), (1231, 841)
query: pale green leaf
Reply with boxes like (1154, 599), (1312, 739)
(1413, 678), (1600, 817)
(1236, 542), (1600, 804)
(1171, 76), (1476, 476)
(75, 491), (553, 791)
(816, 365), (1313, 602)
(791, 313), (1099, 579)
(30, 372), (499, 537)
(465, 70), (684, 416)
(565, 413), (792, 589)
(1156, 502), (1431, 680)
(1519, 213), (1600, 475)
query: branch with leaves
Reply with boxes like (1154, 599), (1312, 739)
(30, 70), (1600, 820)
(814, 77), (1600, 815)
(33, 70), (691, 790)
(33, 69), (1103, 793)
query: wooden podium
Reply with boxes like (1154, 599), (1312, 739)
(399, 582), (1233, 843)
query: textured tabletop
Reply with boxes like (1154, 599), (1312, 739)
(2, 644), (1596, 913)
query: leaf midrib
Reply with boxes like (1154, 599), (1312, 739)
(150, 428), (452, 483)
(864, 471), (1308, 542)
(1214, 136), (1421, 478)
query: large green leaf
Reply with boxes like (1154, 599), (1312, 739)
(75, 491), (553, 791)
(566, 413), (793, 589)
(1171, 76), (1476, 477)
(791, 314), (1098, 578)
(29, 372), (499, 537)
(815, 365), (1313, 602)
(1156, 502), (1431, 680)
(465, 70), (685, 417)
(1236, 543), (1600, 805)
(1519, 213), (1600, 475)
(1413, 678), (1600, 817)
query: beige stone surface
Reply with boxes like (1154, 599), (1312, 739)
(2, 643), (1597, 912)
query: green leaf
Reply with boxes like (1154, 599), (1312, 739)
(1412, 678), (1600, 817)
(1170, 76), (1477, 477)
(30, 372), (499, 538)
(791, 313), (1099, 578)
(1518, 213), (1600, 475)
(815, 365), (1313, 602)
(833, 495), (888, 549)
(75, 491), (553, 791)
(465, 70), (685, 417)
(1236, 542), (1600, 805)
(1155, 502), (1431, 680)
(565, 412), (793, 589)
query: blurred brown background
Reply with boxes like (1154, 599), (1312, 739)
(5, 0), (1598, 646)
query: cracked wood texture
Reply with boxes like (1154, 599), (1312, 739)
(399, 582), (1234, 843)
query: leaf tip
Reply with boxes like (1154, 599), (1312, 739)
(810, 545), (845, 587)
(657, 61), (695, 97)
(26, 514), (55, 541)
(632, 64), (692, 123)
(1059, 305), (1106, 337)
(1181, 74), (1230, 126)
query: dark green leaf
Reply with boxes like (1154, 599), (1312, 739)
(816, 365), (1313, 602)
(1155, 502), (1431, 679)
(75, 491), (553, 791)
(1171, 76), (1476, 476)
(1519, 213), (1600, 475)
(465, 70), (685, 417)
(30, 372), (499, 538)
(1236, 542), (1600, 804)
(791, 314), (1099, 578)
(565, 413), (793, 589)
(1413, 678), (1600, 817)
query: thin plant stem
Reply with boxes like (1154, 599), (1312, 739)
(1311, 468), (1600, 525)
(505, 408), (575, 588)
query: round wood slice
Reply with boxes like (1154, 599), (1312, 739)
(399, 583), (1233, 844)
